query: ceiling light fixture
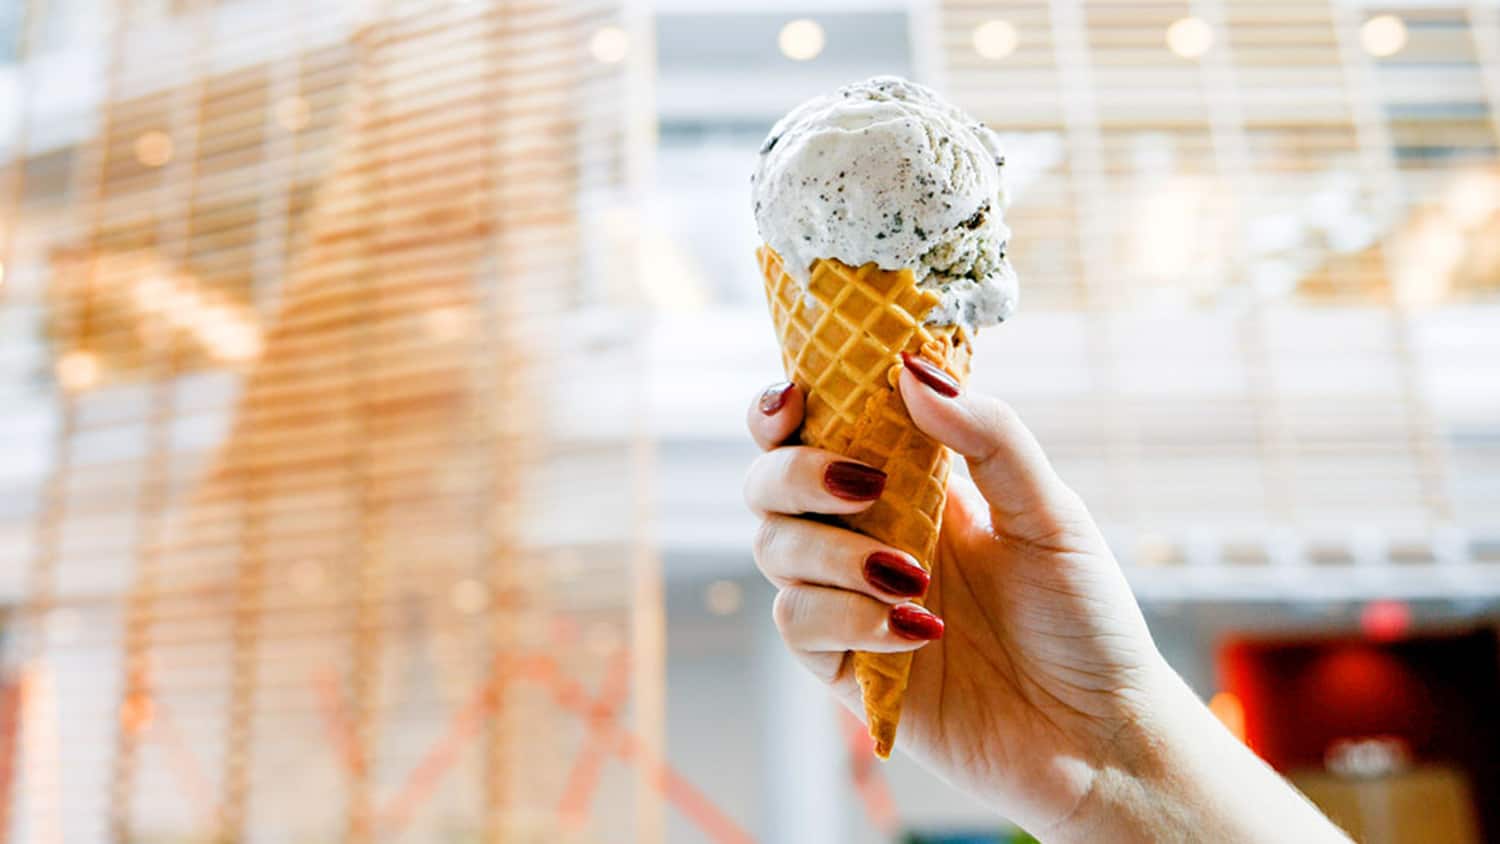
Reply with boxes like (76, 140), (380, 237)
(1361, 14), (1408, 58)
(778, 19), (825, 62)
(1166, 16), (1213, 59)
(972, 20), (1018, 60)
(590, 25), (629, 64)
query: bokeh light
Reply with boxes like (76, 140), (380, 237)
(705, 580), (743, 616)
(1361, 14), (1408, 58)
(972, 20), (1018, 60)
(210, 319), (263, 363)
(56, 350), (100, 392)
(590, 25), (629, 64)
(275, 96), (310, 131)
(1361, 599), (1413, 641)
(1166, 16), (1213, 59)
(134, 131), (173, 167)
(423, 305), (469, 342)
(778, 19), (825, 62)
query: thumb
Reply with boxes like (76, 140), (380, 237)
(897, 354), (1080, 536)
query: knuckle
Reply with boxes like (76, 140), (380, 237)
(742, 452), (771, 510)
(741, 466), (756, 510)
(961, 395), (1021, 463)
(771, 587), (804, 633)
(780, 450), (817, 508)
(1014, 486), (1095, 545)
(804, 651), (847, 685)
(752, 516), (782, 564)
(978, 395), (1019, 434)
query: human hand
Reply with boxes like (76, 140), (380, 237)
(744, 356), (1168, 836)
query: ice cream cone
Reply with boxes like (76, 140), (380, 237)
(758, 245), (971, 758)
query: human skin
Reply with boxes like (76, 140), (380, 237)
(744, 360), (1351, 842)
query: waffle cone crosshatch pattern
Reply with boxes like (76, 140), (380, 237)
(0, 1), (669, 841)
(758, 247), (970, 759)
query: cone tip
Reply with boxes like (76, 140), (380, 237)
(868, 718), (898, 758)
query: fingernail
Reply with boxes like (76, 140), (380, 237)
(864, 551), (929, 598)
(901, 352), (960, 398)
(889, 604), (945, 641)
(759, 381), (794, 415)
(823, 461), (886, 501)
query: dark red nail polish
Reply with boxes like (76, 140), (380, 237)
(824, 461), (886, 501)
(864, 552), (929, 598)
(889, 604), (945, 641)
(901, 352), (961, 398)
(759, 381), (794, 415)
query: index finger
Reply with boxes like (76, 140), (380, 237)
(747, 380), (804, 451)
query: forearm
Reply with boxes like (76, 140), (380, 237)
(1052, 664), (1351, 844)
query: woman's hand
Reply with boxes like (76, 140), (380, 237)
(744, 359), (1350, 843)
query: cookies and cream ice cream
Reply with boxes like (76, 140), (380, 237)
(751, 76), (1018, 333)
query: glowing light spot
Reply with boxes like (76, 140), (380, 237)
(705, 580), (743, 616)
(972, 20), (1018, 60)
(1360, 599), (1412, 641)
(1361, 14), (1408, 58)
(778, 19), (825, 62)
(589, 26), (629, 64)
(134, 131), (173, 167)
(192, 298), (261, 362)
(1166, 17), (1213, 59)
(56, 350), (101, 392)
(131, 275), (173, 312)
(162, 286), (202, 327)
(423, 306), (469, 342)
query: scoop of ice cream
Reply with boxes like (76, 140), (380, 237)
(751, 76), (1017, 332)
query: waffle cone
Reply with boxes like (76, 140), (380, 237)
(757, 245), (971, 758)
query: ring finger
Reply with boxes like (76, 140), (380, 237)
(773, 584), (943, 655)
(754, 515), (929, 602)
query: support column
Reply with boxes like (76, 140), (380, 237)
(755, 587), (845, 844)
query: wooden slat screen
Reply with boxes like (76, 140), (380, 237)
(0, 1), (659, 842)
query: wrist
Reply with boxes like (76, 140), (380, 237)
(1044, 657), (1192, 843)
(1046, 659), (1350, 844)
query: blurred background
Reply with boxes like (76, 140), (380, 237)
(0, 0), (1498, 842)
